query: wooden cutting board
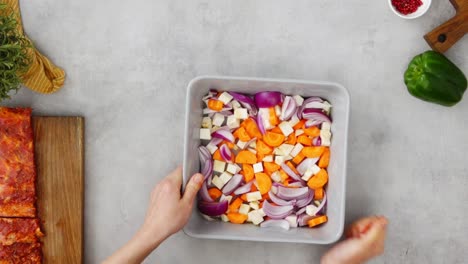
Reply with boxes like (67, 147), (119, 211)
(424, 0), (468, 53)
(32, 117), (84, 264)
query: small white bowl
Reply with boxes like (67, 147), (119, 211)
(388, 0), (431, 19)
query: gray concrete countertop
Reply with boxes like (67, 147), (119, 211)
(5, 0), (468, 263)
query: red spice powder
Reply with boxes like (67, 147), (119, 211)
(392, 0), (423, 15)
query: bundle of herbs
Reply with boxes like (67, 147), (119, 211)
(0, 3), (31, 101)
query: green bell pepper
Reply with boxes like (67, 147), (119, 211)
(404, 51), (467, 107)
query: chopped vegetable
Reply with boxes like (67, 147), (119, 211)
(197, 90), (333, 229)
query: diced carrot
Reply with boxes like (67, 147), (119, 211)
(240, 194), (248, 201)
(285, 133), (296, 145)
(242, 164), (255, 182)
(283, 178), (291, 186)
(292, 152), (305, 165)
(302, 146), (326, 158)
(303, 127), (321, 137)
(259, 201), (264, 209)
(208, 188), (222, 200)
(207, 99), (224, 111)
(269, 107), (279, 126)
(314, 188), (324, 200)
(242, 118), (263, 139)
(307, 215), (328, 228)
(256, 140), (273, 155)
(318, 147), (330, 168)
(255, 173), (272, 195)
(227, 212), (248, 224)
(271, 126), (282, 133)
(229, 198), (243, 213)
(263, 132), (285, 147)
(235, 150), (257, 164)
(213, 149), (224, 161)
(250, 184), (258, 192)
(264, 162), (280, 173)
(257, 152), (265, 162)
(279, 169), (289, 182)
(286, 161), (300, 175)
(293, 119), (306, 130)
(297, 135), (312, 146)
(307, 169), (328, 189)
(234, 127), (251, 142)
(262, 192), (270, 201)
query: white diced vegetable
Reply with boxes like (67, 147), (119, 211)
(258, 108), (274, 130)
(295, 129), (304, 136)
(310, 164), (321, 175)
(279, 121), (294, 136)
(212, 113), (225, 127)
(274, 156), (285, 165)
(231, 100), (241, 109)
(213, 160), (226, 173)
(293, 95), (304, 106)
(314, 200), (321, 207)
(219, 172), (233, 184)
(246, 191), (262, 202)
(212, 176), (225, 189)
(199, 128), (212, 140)
(302, 169), (314, 181)
(226, 163), (241, 174)
(278, 144), (294, 157)
(249, 202), (260, 210)
(210, 126), (220, 133)
(262, 155), (273, 162)
(257, 208), (266, 217)
(206, 143), (218, 154)
(271, 171), (282, 182)
(320, 130), (332, 146)
(221, 214), (229, 222)
(248, 210), (265, 225)
(234, 108), (248, 120)
(288, 114), (300, 127)
(201, 214), (215, 221)
(275, 105), (281, 116)
(285, 215), (298, 228)
(284, 155), (293, 161)
(250, 140), (257, 148)
(321, 122), (331, 131)
(248, 148), (257, 154)
(218, 92), (233, 104)
(290, 143), (304, 157)
(306, 204), (319, 216)
(253, 162), (263, 173)
(201, 117), (212, 128)
(227, 115), (240, 129)
(322, 101), (332, 114)
(239, 204), (251, 215)
(237, 140), (247, 149)
(220, 194), (233, 204)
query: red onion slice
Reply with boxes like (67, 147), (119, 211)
(316, 191), (327, 214)
(312, 137), (322, 146)
(280, 96), (297, 121)
(199, 181), (214, 202)
(305, 119), (325, 128)
(219, 144), (233, 163)
(256, 112), (266, 135)
(269, 191), (296, 206)
(198, 200), (228, 217)
(254, 91), (284, 108)
(229, 92), (258, 115)
(280, 163), (303, 182)
(276, 186), (310, 200)
(211, 127), (235, 143)
(302, 109), (331, 123)
(287, 181), (305, 188)
(198, 146), (213, 180)
(260, 219), (290, 230)
(296, 158), (319, 175)
(209, 137), (223, 146)
(222, 174), (244, 195)
(233, 181), (253, 195)
(295, 207), (306, 215)
(298, 97), (323, 118)
(297, 213), (315, 226)
(242, 137), (257, 150)
(262, 200), (293, 219)
(295, 189), (314, 208)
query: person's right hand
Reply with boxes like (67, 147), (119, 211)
(321, 216), (388, 264)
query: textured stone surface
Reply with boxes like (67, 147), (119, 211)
(4, 0), (467, 263)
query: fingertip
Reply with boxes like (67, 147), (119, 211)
(191, 173), (204, 186)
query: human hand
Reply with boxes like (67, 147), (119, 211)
(321, 216), (388, 264)
(138, 167), (203, 246)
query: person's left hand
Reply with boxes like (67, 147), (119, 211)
(138, 167), (203, 246)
